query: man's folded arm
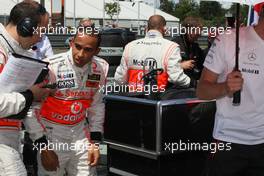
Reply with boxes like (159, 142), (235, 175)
(0, 90), (33, 117)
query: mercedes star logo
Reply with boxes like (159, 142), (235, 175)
(248, 52), (257, 61)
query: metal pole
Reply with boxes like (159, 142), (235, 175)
(233, 3), (241, 105)
(73, 0), (76, 27)
(138, 1), (140, 35)
(63, 0), (66, 27)
(117, 0), (119, 25)
(40, 0), (45, 6)
(103, 0), (105, 27)
(247, 5), (252, 26)
(51, 0), (53, 26)
(4, 14), (7, 25)
(154, 0), (156, 14)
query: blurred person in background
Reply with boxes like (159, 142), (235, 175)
(172, 16), (205, 82)
(115, 15), (191, 91)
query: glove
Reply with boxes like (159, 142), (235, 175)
(41, 149), (60, 171)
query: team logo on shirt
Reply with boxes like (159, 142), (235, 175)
(132, 58), (156, 67)
(136, 41), (162, 45)
(241, 68), (259, 74)
(91, 62), (101, 74)
(248, 52), (257, 61)
(86, 81), (99, 88)
(71, 102), (83, 114)
(137, 71), (144, 81)
(57, 73), (74, 79)
(57, 79), (75, 89)
(88, 74), (101, 81)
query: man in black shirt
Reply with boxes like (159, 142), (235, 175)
(172, 16), (205, 81)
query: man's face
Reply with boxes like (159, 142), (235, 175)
(187, 27), (201, 43)
(70, 33), (100, 67)
(187, 33), (200, 43)
(41, 13), (49, 28)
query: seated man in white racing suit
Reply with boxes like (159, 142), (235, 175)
(25, 25), (108, 175)
(0, 2), (52, 176)
(115, 15), (190, 92)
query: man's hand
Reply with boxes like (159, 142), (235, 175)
(225, 71), (243, 97)
(30, 81), (53, 102)
(88, 144), (100, 166)
(180, 60), (195, 70)
(40, 149), (60, 171)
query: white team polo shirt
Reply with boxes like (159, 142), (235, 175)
(204, 26), (264, 145)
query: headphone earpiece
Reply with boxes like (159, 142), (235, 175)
(16, 4), (46, 38)
(17, 17), (38, 37)
(38, 4), (47, 15)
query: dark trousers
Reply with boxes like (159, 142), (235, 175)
(205, 140), (264, 176)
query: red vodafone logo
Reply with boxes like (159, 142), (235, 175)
(137, 71), (144, 81)
(0, 64), (4, 73)
(71, 102), (83, 114)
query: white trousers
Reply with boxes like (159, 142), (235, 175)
(37, 121), (97, 176)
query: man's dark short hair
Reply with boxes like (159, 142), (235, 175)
(22, 0), (47, 15)
(182, 16), (203, 28)
(8, 2), (42, 25)
(74, 25), (101, 48)
(28, 1), (47, 15)
(148, 15), (166, 30)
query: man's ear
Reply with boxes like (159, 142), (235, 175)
(159, 27), (166, 36)
(95, 47), (101, 55)
(69, 37), (74, 47)
(163, 26), (167, 35)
